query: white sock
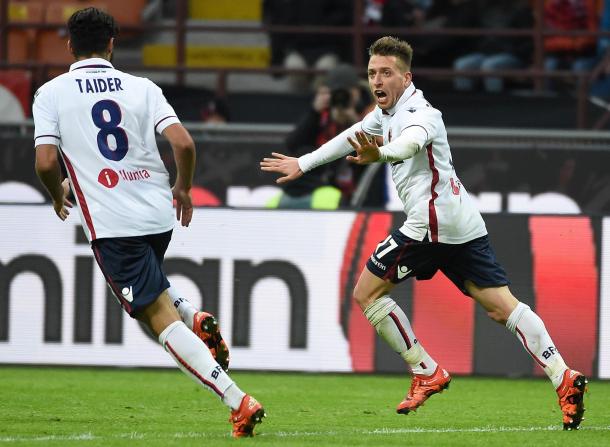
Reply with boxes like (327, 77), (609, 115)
(506, 302), (568, 388)
(364, 296), (438, 376)
(168, 286), (198, 330)
(159, 321), (245, 409)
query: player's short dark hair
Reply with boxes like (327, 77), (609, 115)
(68, 7), (119, 58)
(368, 36), (413, 71)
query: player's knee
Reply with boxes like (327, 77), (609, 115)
(486, 309), (508, 325)
(352, 285), (372, 310)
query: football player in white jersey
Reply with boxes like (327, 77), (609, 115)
(33, 7), (265, 437)
(261, 36), (587, 430)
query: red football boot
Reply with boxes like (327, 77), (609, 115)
(556, 369), (588, 430)
(229, 395), (266, 438)
(396, 366), (451, 414)
(192, 312), (230, 371)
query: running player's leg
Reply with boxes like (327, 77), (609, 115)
(465, 282), (570, 384)
(93, 234), (264, 437)
(443, 235), (586, 430)
(355, 230), (450, 414)
(168, 286), (230, 371)
(355, 268), (440, 377)
(467, 282), (587, 430)
(139, 291), (265, 437)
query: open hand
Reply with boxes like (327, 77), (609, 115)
(172, 182), (193, 227)
(260, 152), (303, 184)
(53, 178), (73, 220)
(346, 131), (380, 165)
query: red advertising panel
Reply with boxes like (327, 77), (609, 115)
(529, 217), (598, 376)
(413, 273), (475, 374)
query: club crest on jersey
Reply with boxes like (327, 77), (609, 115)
(98, 168), (119, 188)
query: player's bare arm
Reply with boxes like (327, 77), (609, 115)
(260, 152), (304, 184)
(163, 123), (195, 227)
(346, 131), (380, 165)
(35, 144), (73, 220)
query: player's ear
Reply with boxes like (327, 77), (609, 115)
(67, 39), (75, 57)
(404, 71), (412, 86)
(107, 38), (114, 56)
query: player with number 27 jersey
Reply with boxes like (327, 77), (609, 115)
(33, 58), (179, 241)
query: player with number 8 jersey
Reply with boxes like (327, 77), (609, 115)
(33, 56), (178, 241)
(32, 7), (265, 437)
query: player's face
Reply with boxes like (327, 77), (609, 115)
(367, 55), (411, 110)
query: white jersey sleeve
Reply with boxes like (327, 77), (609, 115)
(378, 126), (428, 162)
(33, 85), (60, 146)
(298, 108), (384, 172)
(297, 121), (361, 172)
(361, 108), (383, 136)
(151, 82), (180, 134)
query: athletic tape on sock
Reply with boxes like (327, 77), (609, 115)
(402, 342), (424, 365)
(364, 296), (397, 327)
(506, 302), (529, 334)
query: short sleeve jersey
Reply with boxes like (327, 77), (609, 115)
(361, 83), (487, 244)
(33, 58), (180, 241)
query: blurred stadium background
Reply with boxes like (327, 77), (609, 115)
(1, 0), (610, 442)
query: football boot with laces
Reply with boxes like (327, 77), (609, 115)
(396, 366), (451, 414)
(556, 369), (588, 430)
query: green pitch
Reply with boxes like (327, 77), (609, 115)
(1, 367), (609, 446)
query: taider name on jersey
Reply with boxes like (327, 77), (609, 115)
(98, 168), (150, 188)
(75, 77), (124, 93)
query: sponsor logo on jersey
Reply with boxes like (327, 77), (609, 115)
(397, 265), (412, 279)
(119, 169), (151, 182)
(98, 168), (119, 188)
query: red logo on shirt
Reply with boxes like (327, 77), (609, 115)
(98, 168), (119, 188)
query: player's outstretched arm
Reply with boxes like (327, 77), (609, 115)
(262, 121), (364, 183)
(260, 152), (304, 184)
(35, 144), (73, 220)
(163, 123), (195, 227)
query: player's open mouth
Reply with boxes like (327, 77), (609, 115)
(375, 90), (387, 99)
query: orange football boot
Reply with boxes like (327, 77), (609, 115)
(396, 366), (451, 414)
(556, 369), (588, 430)
(229, 395), (266, 438)
(192, 312), (230, 371)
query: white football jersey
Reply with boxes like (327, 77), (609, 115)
(361, 83), (487, 243)
(33, 58), (179, 241)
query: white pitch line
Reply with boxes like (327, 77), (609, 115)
(1, 426), (610, 443)
(271, 425), (610, 437)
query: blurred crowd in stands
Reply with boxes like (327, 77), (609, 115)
(6, 0), (610, 101)
(263, 0), (610, 100)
